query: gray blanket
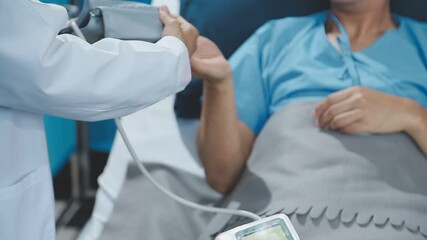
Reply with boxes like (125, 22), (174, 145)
(100, 101), (427, 239)
(99, 163), (221, 240)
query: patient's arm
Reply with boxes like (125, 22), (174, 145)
(192, 37), (256, 193)
(314, 86), (427, 155)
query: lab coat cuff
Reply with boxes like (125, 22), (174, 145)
(157, 36), (188, 56)
(157, 36), (192, 91)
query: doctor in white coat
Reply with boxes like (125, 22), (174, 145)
(0, 0), (198, 239)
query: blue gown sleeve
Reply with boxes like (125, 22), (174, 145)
(230, 23), (273, 135)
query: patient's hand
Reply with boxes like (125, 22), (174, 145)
(191, 37), (232, 84)
(313, 86), (426, 135)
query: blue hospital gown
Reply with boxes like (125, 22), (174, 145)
(231, 11), (427, 134)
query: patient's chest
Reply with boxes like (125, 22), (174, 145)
(266, 22), (427, 116)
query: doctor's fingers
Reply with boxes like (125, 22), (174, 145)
(160, 9), (199, 56)
(318, 94), (361, 128)
(176, 15), (198, 37)
(176, 16), (199, 56)
(159, 7), (193, 33)
(159, 6), (178, 24)
(160, 12), (184, 42)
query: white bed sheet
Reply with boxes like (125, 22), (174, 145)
(108, 96), (203, 176)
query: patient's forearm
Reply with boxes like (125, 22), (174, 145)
(197, 78), (254, 193)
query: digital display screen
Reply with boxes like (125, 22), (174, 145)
(236, 218), (295, 240)
(241, 225), (290, 240)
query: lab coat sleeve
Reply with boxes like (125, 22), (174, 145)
(0, 1), (191, 121)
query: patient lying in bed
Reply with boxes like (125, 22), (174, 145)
(191, 0), (427, 239)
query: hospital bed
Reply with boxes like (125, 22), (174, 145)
(77, 0), (427, 239)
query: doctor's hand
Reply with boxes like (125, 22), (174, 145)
(313, 86), (426, 135)
(191, 36), (232, 84)
(159, 6), (198, 56)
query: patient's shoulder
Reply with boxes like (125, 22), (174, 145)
(400, 16), (427, 28)
(399, 16), (427, 37)
(398, 16), (427, 60)
(270, 12), (328, 29)
(253, 11), (328, 47)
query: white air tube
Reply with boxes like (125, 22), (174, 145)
(115, 118), (261, 221)
(68, 19), (87, 41)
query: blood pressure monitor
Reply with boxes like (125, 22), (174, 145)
(215, 214), (300, 240)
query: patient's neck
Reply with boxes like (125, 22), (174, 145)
(328, 0), (397, 51)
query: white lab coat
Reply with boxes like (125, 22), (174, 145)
(0, 0), (191, 239)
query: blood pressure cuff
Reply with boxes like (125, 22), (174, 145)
(64, 0), (162, 44)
